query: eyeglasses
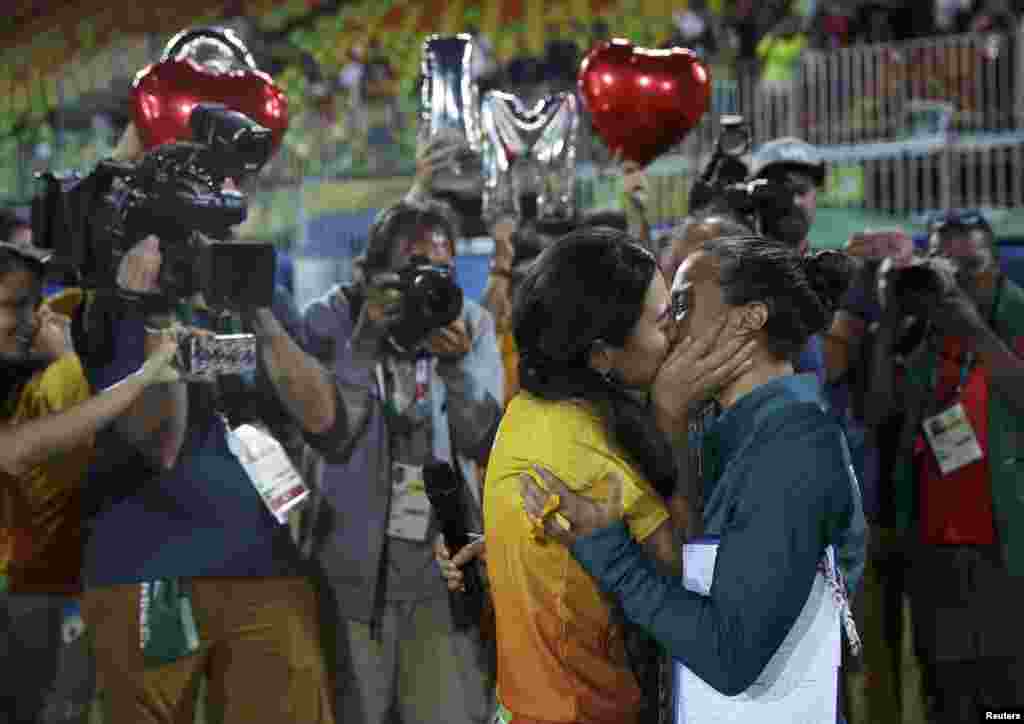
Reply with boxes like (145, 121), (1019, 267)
(671, 288), (690, 321)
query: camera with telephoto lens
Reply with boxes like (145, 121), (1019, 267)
(371, 255), (464, 352)
(31, 103), (277, 312)
(689, 116), (810, 247)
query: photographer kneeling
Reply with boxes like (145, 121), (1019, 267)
(69, 131), (363, 723)
(301, 197), (504, 724)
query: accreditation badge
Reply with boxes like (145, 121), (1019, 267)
(387, 463), (432, 542)
(922, 402), (985, 476)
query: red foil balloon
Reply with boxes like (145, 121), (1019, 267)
(132, 50), (288, 154)
(578, 39), (711, 167)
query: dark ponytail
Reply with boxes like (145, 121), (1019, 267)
(709, 235), (853, 361)
(802, 250), (854, 332)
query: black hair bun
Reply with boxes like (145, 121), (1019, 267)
(803, 250), (853, 324)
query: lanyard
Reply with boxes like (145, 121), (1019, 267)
(818, 548), (862, 657)
(930, 350), (976, 405)
(926, 276), (1003, 405)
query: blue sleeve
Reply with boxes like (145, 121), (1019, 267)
(299, 288), (376, 464)
(301, 290), (346, 368)
(839, 282), (880, 326)
(570, 414), (855, 696)
(796, 334), (826, 386)
(82, 310), (146, 391)
(833, 423), (868, 597)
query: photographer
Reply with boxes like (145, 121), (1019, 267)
(301, 196), (503, 724)
(823, 228), (923, 724)
(0, 239), (177, 724)
(865, 212), (1024, 723)
(71, 123), (355, 724)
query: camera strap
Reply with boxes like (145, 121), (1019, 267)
(172, 301), (308, 524)
(918, 278), (1004, 476)
(926, 277), (1003, 405)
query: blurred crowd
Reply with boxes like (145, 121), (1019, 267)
(305, 0), (1024, 171)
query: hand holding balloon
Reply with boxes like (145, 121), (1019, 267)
(613, 150), (649, 211)
(418, 35), (484, 195)
(412, 129), (473, 197)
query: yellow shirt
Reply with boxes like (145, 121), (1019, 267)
(484, 392), (669, 724)
(45, 286), (85, 318)
(757, 33), (808, 83)
(1, 353), (92, 594)
(499, 330), (520, 407)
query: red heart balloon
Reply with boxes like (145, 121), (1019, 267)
(578, 40), (711, 167)
(132, 58), (289, 154)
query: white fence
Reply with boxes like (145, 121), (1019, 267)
(577, 24), (1024, 223)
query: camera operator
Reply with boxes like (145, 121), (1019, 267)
(0, 239), (177, 724)
(70, 124), (355, 724)
(864, 212), (1024, 723)
(746, 137), (832, 382)
(301, 196), (503, 724)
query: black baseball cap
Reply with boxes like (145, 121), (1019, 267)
(929, 209), (992, 236)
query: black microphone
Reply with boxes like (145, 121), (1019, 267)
(423, 461), (485, 631)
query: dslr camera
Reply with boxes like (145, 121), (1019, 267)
(689, 115), (810, 247)
(368, 255), (464, 353)
(31, 103), (277, 312)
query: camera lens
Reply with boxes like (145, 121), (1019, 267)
(413, 269), (463, 329)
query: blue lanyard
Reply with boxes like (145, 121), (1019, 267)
(936, 351), (976, 402)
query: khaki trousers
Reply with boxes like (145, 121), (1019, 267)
(81, 576), (333, 724)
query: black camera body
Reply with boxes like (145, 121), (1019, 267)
(379, 256), (464, 352)
(884, 257), (957, 318)
(31, 103), (277, 312)
(689, 116), (810, 247)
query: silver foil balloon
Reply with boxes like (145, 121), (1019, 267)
(419, 34), (483, 193)
(481, 90), (579, 225)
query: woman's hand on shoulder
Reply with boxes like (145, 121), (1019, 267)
(519, 465), (625, 546)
